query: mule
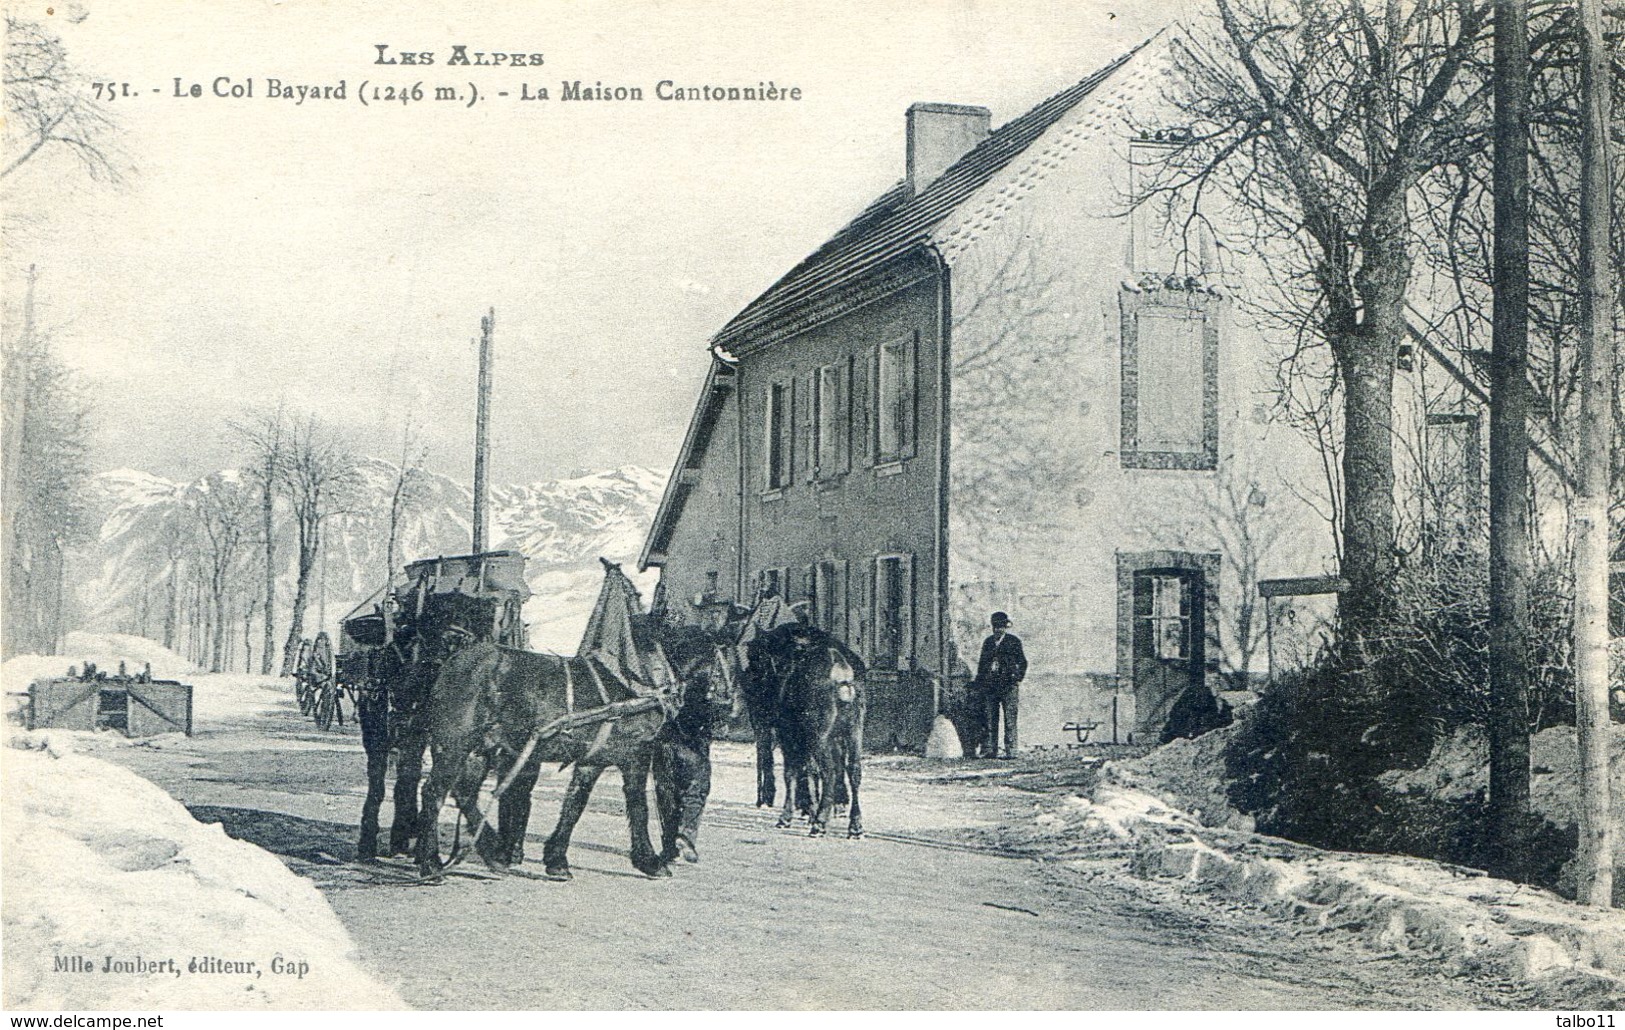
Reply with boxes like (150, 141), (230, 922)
(772, 625), (866, 838)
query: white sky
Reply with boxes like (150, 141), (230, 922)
(4, 0), (1178, 485)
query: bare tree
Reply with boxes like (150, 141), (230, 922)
(1150, 0), (1493, 640)
(277, 416), (360, 675)
(235, 410), (286, 675)
(1410, 1), (1623, 888)
(1170, 464), (1294, 681)
(3, 321), (93, 656)
(159, 508), (188, 652)
(384, 418), (430, 586)
(2, 13), (126, 183)
(190, 473), (254, 673)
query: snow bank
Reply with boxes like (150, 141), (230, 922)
(1, 733), (403, 1010)
(1106, 719), (1254, 831)
(1022, 719), (1625, 989)
(182, 673), (294, 729)
(1121, 830), (1625, 987)
(1, 632), (195, 695)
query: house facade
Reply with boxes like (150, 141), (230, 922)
(642, 36), (1357, 749)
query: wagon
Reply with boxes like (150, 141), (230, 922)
(341, 548), (531, 673)
(288, 551), (532, 731)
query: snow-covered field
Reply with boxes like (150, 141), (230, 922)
(2, 634), (402, 1010)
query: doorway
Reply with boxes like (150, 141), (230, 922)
(1130, 567), (1205, 741)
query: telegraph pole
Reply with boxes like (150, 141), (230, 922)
(472, 308), (494, 553)
(1573, 0), (1615, 908)
(1487, 0), (1533, 878)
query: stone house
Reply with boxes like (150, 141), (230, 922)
(637, 33), (1491, 750)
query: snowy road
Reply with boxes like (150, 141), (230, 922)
(99, 689), (1530, 1010)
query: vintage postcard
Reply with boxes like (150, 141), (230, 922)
(2, 0), (1622, 1018)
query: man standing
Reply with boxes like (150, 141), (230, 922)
(976, 611), (1027, 759)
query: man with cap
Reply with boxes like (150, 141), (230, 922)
(975, 611), (1027, 759)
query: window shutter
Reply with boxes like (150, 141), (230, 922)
(801, 372), (816, 482)
(868, 346), (881, 465)
(862, 557), (876, 655)
(899, 553), (915, 667)
(839, 358), (854, 473)
(763, 384), (776, 489)
(781, 381), (796, 487)
(812, 368), (825, 477)
(902, 331), (919, 459)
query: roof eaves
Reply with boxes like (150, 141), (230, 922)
(639, 358), (736, 571)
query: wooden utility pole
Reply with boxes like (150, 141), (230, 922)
(472, 308), (494, 554)
(1573, 0), (1615, 908)
(1487, 0), (1533, 878)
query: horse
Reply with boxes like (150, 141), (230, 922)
(356, 609), (492, 862)
(413, 564), (718, 881)
(413, 642), (693, 879)
(355, 638), (427, 861)
(770, 624), (867, 838)
(741, 622), (804, 810)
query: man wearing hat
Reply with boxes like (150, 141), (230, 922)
(975, 611), (1027, 759)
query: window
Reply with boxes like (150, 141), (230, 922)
(872, 553), (914, 669)
(1136, 573), (1190, 660)
(1424, 412), (1483, 557)
(764, 381), (793, 490)
(814, 360), (852, 477)
(873, 332), (918, 463)
(1120, 290), (1219, 470)
(811, 559), (850, 639)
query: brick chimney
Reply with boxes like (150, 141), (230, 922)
(906, 102), (991, 196)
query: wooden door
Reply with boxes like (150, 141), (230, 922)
(1132, 568), (1203, 741)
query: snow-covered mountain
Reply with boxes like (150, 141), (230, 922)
(78, 462), (667, 657)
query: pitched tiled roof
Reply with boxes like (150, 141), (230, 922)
(711, 37), (1152, 349)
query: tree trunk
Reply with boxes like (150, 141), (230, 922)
(1487, 0), (1533, 880)
(260, 464), (277, 675)
(244, 599), (255, 673)
(1, 269), (36, 661)
(1573, 0), (1615, 908)
(1331, 335), (1400, 643)
(280, 517), (318, 676)
(163, 557), (178, 650)
(211, 585), (227, 673)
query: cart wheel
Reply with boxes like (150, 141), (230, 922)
(315, 682), (335, 731)
(294, 639), (315, 716)
(310, 632), (337, 731)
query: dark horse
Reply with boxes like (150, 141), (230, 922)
(769, 624), (867, 838)
(356, 591), (506, 862)
(414, 565), (716, 880)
